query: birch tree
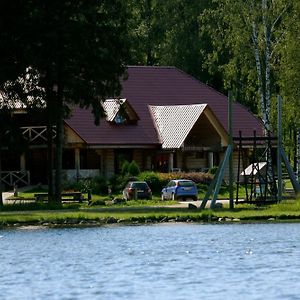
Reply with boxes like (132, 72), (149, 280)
(278, 0), (300, 167)
(200, 0), (291, 132)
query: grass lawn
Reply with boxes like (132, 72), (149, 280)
(1, 198), (300, 226)
(1, 185), (299, 227)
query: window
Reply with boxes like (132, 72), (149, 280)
(114, 112), (126, 124)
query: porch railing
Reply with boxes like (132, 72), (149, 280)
(20, 126), (56, 143)
(0, 170), (30, 187)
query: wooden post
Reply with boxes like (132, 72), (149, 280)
(210, 145), (233, 208)
(208, 152), (214, 169)
(168, 152), (174, 172)
(228, 91), (234, 209)
(277, 95), (282, 202)
(297, 130), (300, 181)
(75, 148), (80, 181)
(20, 153), (26, 171)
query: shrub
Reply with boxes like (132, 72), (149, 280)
(109, 174), (135, 194)
(92, 176), (109, 194)
(128, 160), (140, 176)
(63, 176), (108, 195)
(157, 171), (213, 184)
(121, 160), (130, 175)
(138, 171), (166, 193)
(138, 171), (213, 194)
(209, 166), (218, 175)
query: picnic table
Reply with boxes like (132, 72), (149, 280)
(34, 191), (84, 202)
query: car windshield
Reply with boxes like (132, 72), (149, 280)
(132, 182), (148, 189)
(178, 181), (194, 187)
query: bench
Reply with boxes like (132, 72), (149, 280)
(34, 191), (83, 203)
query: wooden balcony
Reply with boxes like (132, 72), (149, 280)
(21, 126), (56, 144)
(0, 170), (30, 186)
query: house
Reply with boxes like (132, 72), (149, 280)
(0, 66), (264, 186)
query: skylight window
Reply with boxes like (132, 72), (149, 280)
(114, 112), (126, 124)
(102, 98), (139, 125)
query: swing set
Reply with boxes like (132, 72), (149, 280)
(200, 94), (300, 209)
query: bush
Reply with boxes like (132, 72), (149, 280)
(138, 171), (213, 194)
(128, 160), (140, 176)
(63, 176), (108, 195)
(209, 166), (218, 175)
(138, 171), (167, 194)
(109, 174), (136, 194)
(121, 160), (130, 175)
(157, 171), (213, 184)
(93, 176), (109, 194)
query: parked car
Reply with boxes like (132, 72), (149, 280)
(161, 179), (198, 201)
(122, 181), (152, 200)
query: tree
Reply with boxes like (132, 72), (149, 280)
(127, 0), (165, 65)
(200, 0), (292, 131)
(127, 0), (216, 86)
(158, 0), (214, 85)
(0, 105), (28, 206)
(278, 0), (300, 165)
(0, 0), (130, 203)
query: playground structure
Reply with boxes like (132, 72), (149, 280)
(234, 131), (278, 204)
(200, 94), (300, 209)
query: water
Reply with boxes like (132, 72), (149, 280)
(1, 223), (300, 300)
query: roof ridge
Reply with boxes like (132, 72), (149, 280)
(127, 65), (176, 69)
(173, 67), (264, 128)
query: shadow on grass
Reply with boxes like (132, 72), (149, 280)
(0, 202), (80, 212)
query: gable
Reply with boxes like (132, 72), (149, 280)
(102, 98), (139, 125)
(64, 124), (85, 144)
(65, 66), (263, 146)
(149, 104), (228, 149)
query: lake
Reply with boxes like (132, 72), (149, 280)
(1, 223), (300, 300)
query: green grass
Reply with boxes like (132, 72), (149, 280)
(2, 185), (299, 227)
(14, 183), (249, 202)
(1, 198), (300, 226)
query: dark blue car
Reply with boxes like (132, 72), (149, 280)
(161, 179), (198, 201)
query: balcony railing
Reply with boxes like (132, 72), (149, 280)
(21, 126), (56, 144)
(0, 170), (30, 186)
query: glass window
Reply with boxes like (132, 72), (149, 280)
(178, 181), (194, 187)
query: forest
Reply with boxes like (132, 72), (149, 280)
(0, 0), (299, 202)
(125, 0), (299, 163)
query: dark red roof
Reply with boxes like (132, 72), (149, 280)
(65, 66), (263, 146)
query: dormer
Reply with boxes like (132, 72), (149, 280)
(102, 98), (139, 125)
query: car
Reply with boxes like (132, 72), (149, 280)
(122, 181), (152, 200)
(161, 179), (198, 201)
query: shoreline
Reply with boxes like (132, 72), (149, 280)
(1, 197), (300, 229)
(2, 214), (300, 229)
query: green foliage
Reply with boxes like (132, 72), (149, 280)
(138, 171), (166, 193)
(0, 0), (130, 200)
(121, 160), (130, 175)
(63, 176), (108, 195)
(127, 0), (215, 86)
(208, 166), (218, 175)
(128, 160), (140, 176)
(138, 171), (213, 194)
(109, 174), (134, 194)
(88, 199), (106, 206)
